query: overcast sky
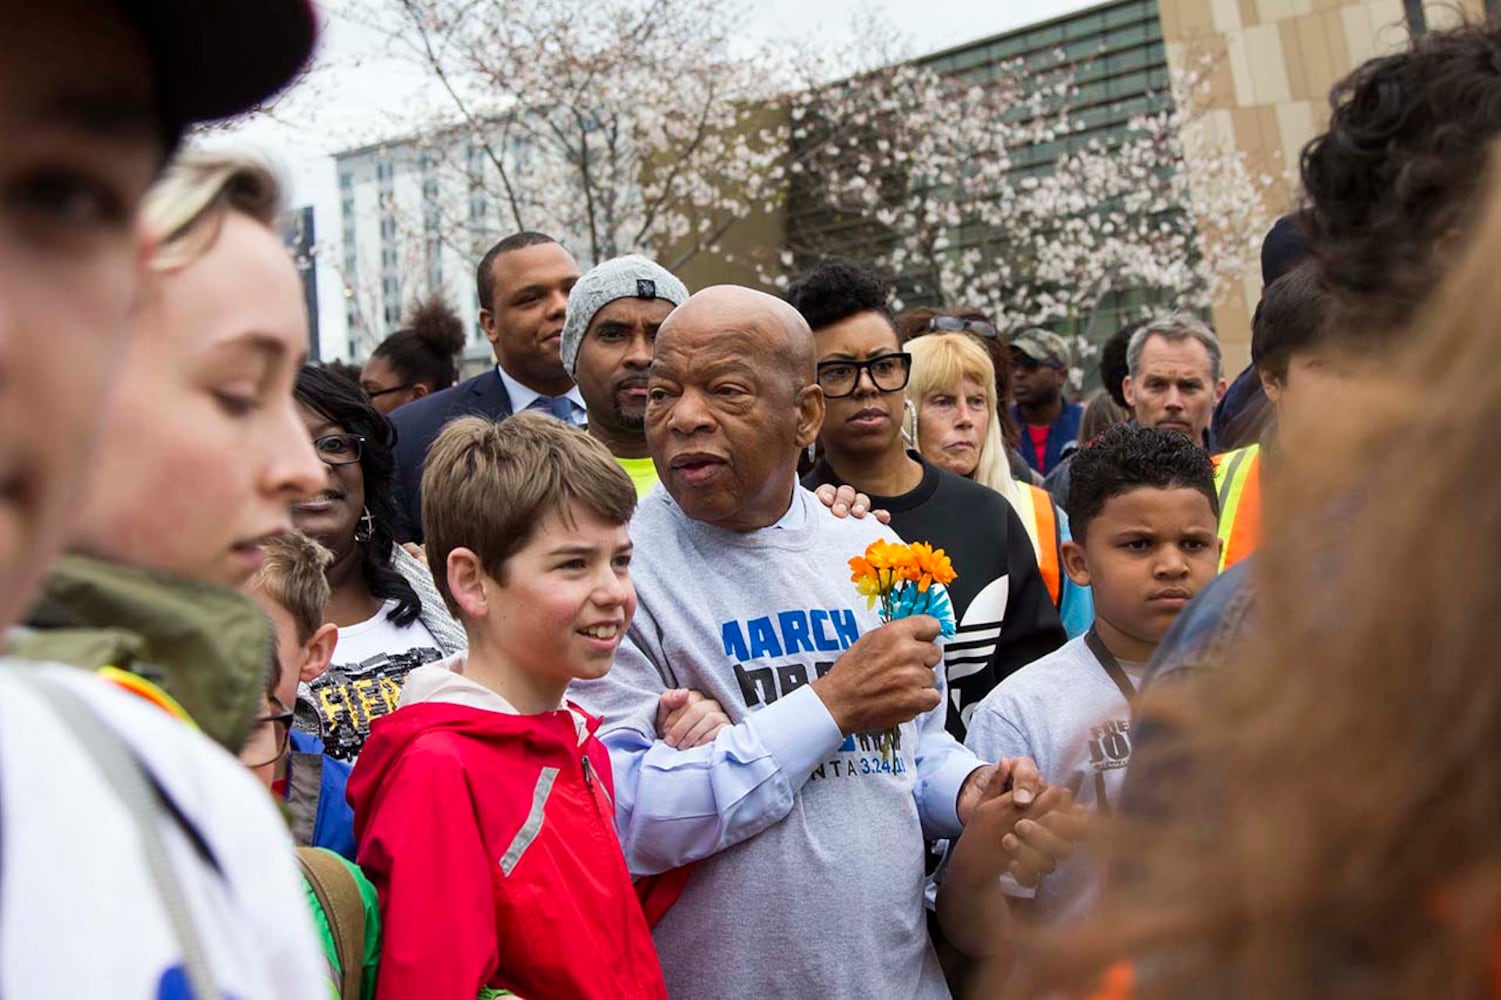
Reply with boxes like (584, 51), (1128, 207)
(207, 0), (1108, 206)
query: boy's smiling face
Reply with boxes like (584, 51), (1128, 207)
(477, 499), (637, 698)
(1063, 486), (1221, 661)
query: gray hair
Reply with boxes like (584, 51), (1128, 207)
(1126, 313), (1223, 382)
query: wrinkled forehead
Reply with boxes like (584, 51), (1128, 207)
(656, 307), (784, 369)
(1137, 335), (1215, 379)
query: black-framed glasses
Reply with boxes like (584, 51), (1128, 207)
(313, 433), (364, 466)
(364, 383), (414, 399)
(926, 315), (998, 340)
(243, 698), (294, 769)
(816, 352), (912, 399)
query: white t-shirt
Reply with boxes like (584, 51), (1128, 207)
(0, 662), (325, 999)
(297, 600), (443, 760)
(964, 634), (1145, 925)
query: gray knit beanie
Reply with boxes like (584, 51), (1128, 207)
(562, 255), (690, 375)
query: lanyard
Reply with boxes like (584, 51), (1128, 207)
(1084, 627), (1138, 707)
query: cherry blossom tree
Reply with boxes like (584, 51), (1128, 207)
(779, 50), (1275, 358)
(333, 0), (1271, 364)
(345, 0), (790, 269)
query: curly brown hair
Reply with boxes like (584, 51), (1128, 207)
(1301, 17), (1501, 337)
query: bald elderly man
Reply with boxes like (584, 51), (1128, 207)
(573, 286), (1047, 998)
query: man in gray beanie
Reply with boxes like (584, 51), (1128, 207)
(563, 254), (690, 495)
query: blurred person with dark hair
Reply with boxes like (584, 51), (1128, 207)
(389, 232), (582, 541)
(1212, 213), (1313, 451)
(292, 365), (466, 761)
(1097, 321), (1141, 412)
(360, 294), (465, 415)
(907, 332), (1095, 638)
(0, 5), (328, 993)
(1032, 25), (1501, 997)
(1207, 262), (1333, 575)
(789, 258), (1065, 740)
(1011, 329), (1084, 476)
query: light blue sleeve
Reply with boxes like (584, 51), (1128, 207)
(912, 657), (984, 841)
(1055, 506), (1094, 638)
(604, 684), (846, 876)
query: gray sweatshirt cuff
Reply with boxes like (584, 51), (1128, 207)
(744, 684), (845, 787)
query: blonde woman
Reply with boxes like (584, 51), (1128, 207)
(907, 332), (1094, 637)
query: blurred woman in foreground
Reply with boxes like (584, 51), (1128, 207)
(1016, 178), (1501, 1000)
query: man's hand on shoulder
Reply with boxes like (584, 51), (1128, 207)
(809, 615), (942, 734)
(813, 483), (892, 525)
(656, 689), (732, 749)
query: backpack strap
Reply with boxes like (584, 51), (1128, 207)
(15, 668), (222, 999)
(296, 847), (365, 1000)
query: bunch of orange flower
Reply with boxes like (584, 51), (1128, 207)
(849, 539), (957, 607)
(847, 538), (960, 761)
(848, 539), (959, 641)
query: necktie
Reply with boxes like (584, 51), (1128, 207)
(530, 395), (576, 422)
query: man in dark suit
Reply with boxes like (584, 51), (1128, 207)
(390, 232), (584, 541)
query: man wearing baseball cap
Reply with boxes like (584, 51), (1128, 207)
(562, 254), (690, 495)
(0, 2), (325, 996)
(1010, 328), (1084, 476)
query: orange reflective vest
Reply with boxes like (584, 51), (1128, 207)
(1212, 444), (1262, 572)
(1011, 481), (1064, 608)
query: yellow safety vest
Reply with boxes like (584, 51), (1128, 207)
(1211, 444), (1262, 573)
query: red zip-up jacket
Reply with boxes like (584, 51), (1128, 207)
(348, 692), (667, 1000)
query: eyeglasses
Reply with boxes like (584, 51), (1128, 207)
(242, 698), (294, 769)
(926, 315), (999, 340)
(363, 383), (413, 399)
(816, 353), (912, 399)
(313, 433), (364, 466)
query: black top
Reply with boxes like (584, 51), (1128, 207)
(804, 453), (1066, 741)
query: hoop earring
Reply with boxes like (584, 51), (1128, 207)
(903, 398), (918, 448)
(355, 507), (375, 545)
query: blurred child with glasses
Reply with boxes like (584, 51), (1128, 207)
(241, 531), (384, 1000)
(241, 531), (352, 858)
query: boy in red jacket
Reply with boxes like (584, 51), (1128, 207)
(348, 411), (668, 1000)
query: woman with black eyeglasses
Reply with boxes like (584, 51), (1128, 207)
(291, 364), (465, 760)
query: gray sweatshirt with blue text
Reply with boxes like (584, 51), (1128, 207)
(572, 486), (981, 1000)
